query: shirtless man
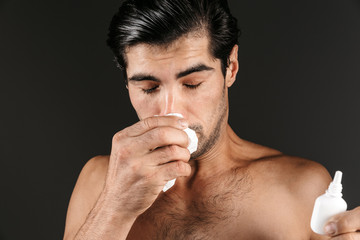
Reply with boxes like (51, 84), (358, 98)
(63, 0), (360, 239)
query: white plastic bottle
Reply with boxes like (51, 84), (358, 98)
(310, 171), (347, 234)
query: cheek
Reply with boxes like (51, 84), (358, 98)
(128, 89), (150, 119)
(128, 89), (139, 109)
(129, 88), (163, 120)
(189, 81), (225, 130)
(194, 81), (224, 110)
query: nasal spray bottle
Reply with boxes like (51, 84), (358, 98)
(310, 171), (347, 234)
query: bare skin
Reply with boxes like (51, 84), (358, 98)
(63, 34), (360, 239)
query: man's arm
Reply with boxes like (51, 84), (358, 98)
(63, 156), (136, 240)
(63, 116), (192, 240)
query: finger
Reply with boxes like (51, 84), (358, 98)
(125, 115), (188, 137)
(325, 207), (360, 236)
(111, 119), (189, 160)
(140, 126), (189, 152)
(149, 145), (190, 166)
(331, 232), (360, 240)
(158, 160), (191, 181)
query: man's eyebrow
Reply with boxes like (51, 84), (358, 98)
(128, 63), (214, 82)
(176, 64), (214, 79)
(128, 74), (160, 82)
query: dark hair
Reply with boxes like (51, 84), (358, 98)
(107, 0), (240, 81)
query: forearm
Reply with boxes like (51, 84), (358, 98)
(73, 192), (136, 240)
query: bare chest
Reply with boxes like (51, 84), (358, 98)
(127, 170), (253, 239)
(127, 199), (308, 240)
(131, 195), (242, 239)
(126, 169), (310, 240)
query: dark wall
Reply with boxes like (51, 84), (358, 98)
(1, 0), (359, 239)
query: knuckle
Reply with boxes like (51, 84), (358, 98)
(142, 118), (151, 129)
(112, 131), (123, 143)
(156, 128), (169, 143)
(158, 146), (189, 163)
(110, 149), (131, 171)
(175, 146), (190, 160)
(156, 147), (166, 159)
(157, 146), (173, 161)
(143, 117), (157, 130)
(166, 145), (179, 156)
(175, 161), (185, 173)
(111, 136), (133, 160)
(117, 147), (132, 159)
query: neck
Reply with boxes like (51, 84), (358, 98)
(175, 124), (246, 189)
(164, 123), (282, 198)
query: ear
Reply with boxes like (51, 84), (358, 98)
(225, 45), (239, 87)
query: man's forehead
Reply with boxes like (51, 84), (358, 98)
(125, 34), (213, 67)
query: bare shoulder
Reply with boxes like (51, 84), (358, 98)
(275, 155), (330, 193)
(253, 154), (332, 196)
(234, 138), (331, 196)
(63, 155), (109, 239)
(246, 153), (332, 239)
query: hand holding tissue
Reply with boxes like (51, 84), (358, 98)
(162, 113), (198, 192)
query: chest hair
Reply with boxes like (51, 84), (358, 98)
(135, 167), (253, 240)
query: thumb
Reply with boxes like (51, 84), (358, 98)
(324, 207), (360, 236)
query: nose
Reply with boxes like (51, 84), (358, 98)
(160, 89), (177, 115)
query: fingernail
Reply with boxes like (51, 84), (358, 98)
(324, 222), (337, 235)
(178, 119), (188, 128)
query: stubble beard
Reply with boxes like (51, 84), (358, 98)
(189, 86), (227, 160)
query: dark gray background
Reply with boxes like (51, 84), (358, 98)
(1, 0), (359, 239)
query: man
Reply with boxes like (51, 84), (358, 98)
(63, 0), (360, 239)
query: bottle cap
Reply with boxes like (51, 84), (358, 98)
(327, 171), (343, 197)
(333, 171), (342, 185)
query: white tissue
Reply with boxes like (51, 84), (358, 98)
(162, 113), (198, 192)
(183, 128), (198, 154)
(162, 178), (176, 192)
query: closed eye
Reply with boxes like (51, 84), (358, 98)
(142, 83), (202, 94)
(142, 85), (159, 94)
(184, 83), (202, 89)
